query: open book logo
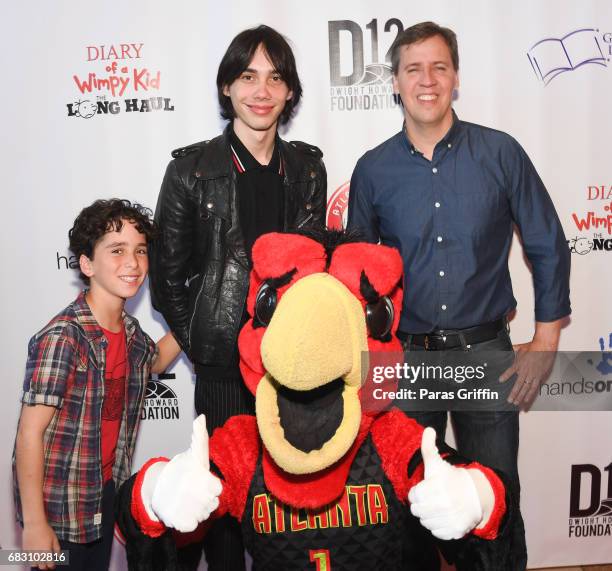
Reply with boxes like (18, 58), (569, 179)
(527, 28), (608, 85)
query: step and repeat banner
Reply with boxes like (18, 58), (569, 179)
(1, 1), (611, 569)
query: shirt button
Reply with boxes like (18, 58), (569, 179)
(436, 236), (443, 243)
(432, 167), (438, 174)
(206, 202), (213, 209)
(434, 202), (440, 208)
(447, 143), (452, 148)
(439, 270), (445, 277)
(410, 150), (414, 155)
(441, 304), (447, 311)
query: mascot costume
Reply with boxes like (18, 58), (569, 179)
(117, 231), (513, 570)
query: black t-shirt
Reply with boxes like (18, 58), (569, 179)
(229, 127), (285, 260)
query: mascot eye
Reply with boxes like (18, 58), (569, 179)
(366, 296), (394, 340)
(255, 283), (278, 326)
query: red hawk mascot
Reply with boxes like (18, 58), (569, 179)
(116, 231), (513, 570)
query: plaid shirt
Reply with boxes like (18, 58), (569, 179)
(13, 291), (156, 543)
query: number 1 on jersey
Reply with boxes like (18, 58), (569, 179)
(309, 549), (331, 570)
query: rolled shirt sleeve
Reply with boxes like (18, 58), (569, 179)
(504, 140), (571, 322)
(22, 327), (77, 408)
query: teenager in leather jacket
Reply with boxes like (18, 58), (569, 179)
(148, 25), (326, 571)
(150, 127), (325, 368)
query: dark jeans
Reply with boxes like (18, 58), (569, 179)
(402, 329), (527, 571)
(178, 364), (254, 571)
(50, 480), (115, 571)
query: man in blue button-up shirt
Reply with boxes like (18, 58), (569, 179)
(348, 21), (570, 571)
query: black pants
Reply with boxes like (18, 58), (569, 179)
(402, 329), (527, 571)
(50, 480), (115, 571)
(179, 363), (254, 571)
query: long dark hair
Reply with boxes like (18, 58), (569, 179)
(216, 25), (302, 125)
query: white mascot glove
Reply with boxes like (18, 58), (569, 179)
(408, 427), (488, 540)
(140, 415), (223, 532)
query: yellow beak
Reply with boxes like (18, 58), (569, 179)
(256, 273), (369, 474)
(261, 272), (368, 391)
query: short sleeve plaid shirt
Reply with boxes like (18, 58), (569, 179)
(13, 291), (157, 543)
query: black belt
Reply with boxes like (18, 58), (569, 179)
(397, 319), (505, 350)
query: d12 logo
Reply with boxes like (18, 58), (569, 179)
(328, 19), (403, 111)
(328, 19), (404, 86)
(570, 463), (612, 518)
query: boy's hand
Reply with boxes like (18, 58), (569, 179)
(149, 415), (222, 532)
(22, 521), (60, 570)
(408, 427), (484, 540)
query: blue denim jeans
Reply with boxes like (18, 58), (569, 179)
(402, 328), (527, 571)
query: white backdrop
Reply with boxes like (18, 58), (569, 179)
(1, 1), (611, 569)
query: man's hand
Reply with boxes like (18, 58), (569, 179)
(148, 415), (222, 532)
(499, 319), (562, 407)
(22, 521), (60, 570)
(408, 428), (485, 540)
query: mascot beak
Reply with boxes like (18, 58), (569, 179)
(261, 273), (367, 390)
(256, 273), (369, 475)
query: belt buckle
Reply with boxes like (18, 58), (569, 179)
(432, 332), (448, 351)
(424, 335), (430, 350)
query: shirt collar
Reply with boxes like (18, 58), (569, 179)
(229, 125), (282, 174)
(439, 109), (461, 147)
(403, 109), (463, 155)
(73, 290), (136, 344)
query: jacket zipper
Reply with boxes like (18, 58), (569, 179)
(297, 213), (313, 228)
(188, 276), (207, 349)
(186, 273), (200, 286)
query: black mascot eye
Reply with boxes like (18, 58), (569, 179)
(255, 283), (278, 326)
(366, 296), (394, 340)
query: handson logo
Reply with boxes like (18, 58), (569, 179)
(66, 42), (175, 119)
(589, 333), (612, 376)
(527, 28), (611, 85)
(142, 373), (180, 421)
(328, 18), (403, 112)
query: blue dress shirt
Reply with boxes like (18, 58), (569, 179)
(347, 115), (571, 334)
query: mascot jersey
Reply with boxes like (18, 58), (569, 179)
(117, 231), (512, 571)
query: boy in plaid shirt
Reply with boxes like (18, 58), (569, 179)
(13, 199), (180, 570)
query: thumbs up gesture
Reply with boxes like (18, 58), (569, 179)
(408, 427), (490, 540)
(143, 415), (223, 533)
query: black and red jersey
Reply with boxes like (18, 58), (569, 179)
(117, 410), (510, 571)
(242, 434), (406, 570)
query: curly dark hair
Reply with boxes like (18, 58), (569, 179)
(216, 25), (302, 126)
(68, 198), (157, 284)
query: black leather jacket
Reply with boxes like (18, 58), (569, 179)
(149, 126), (327, 367)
